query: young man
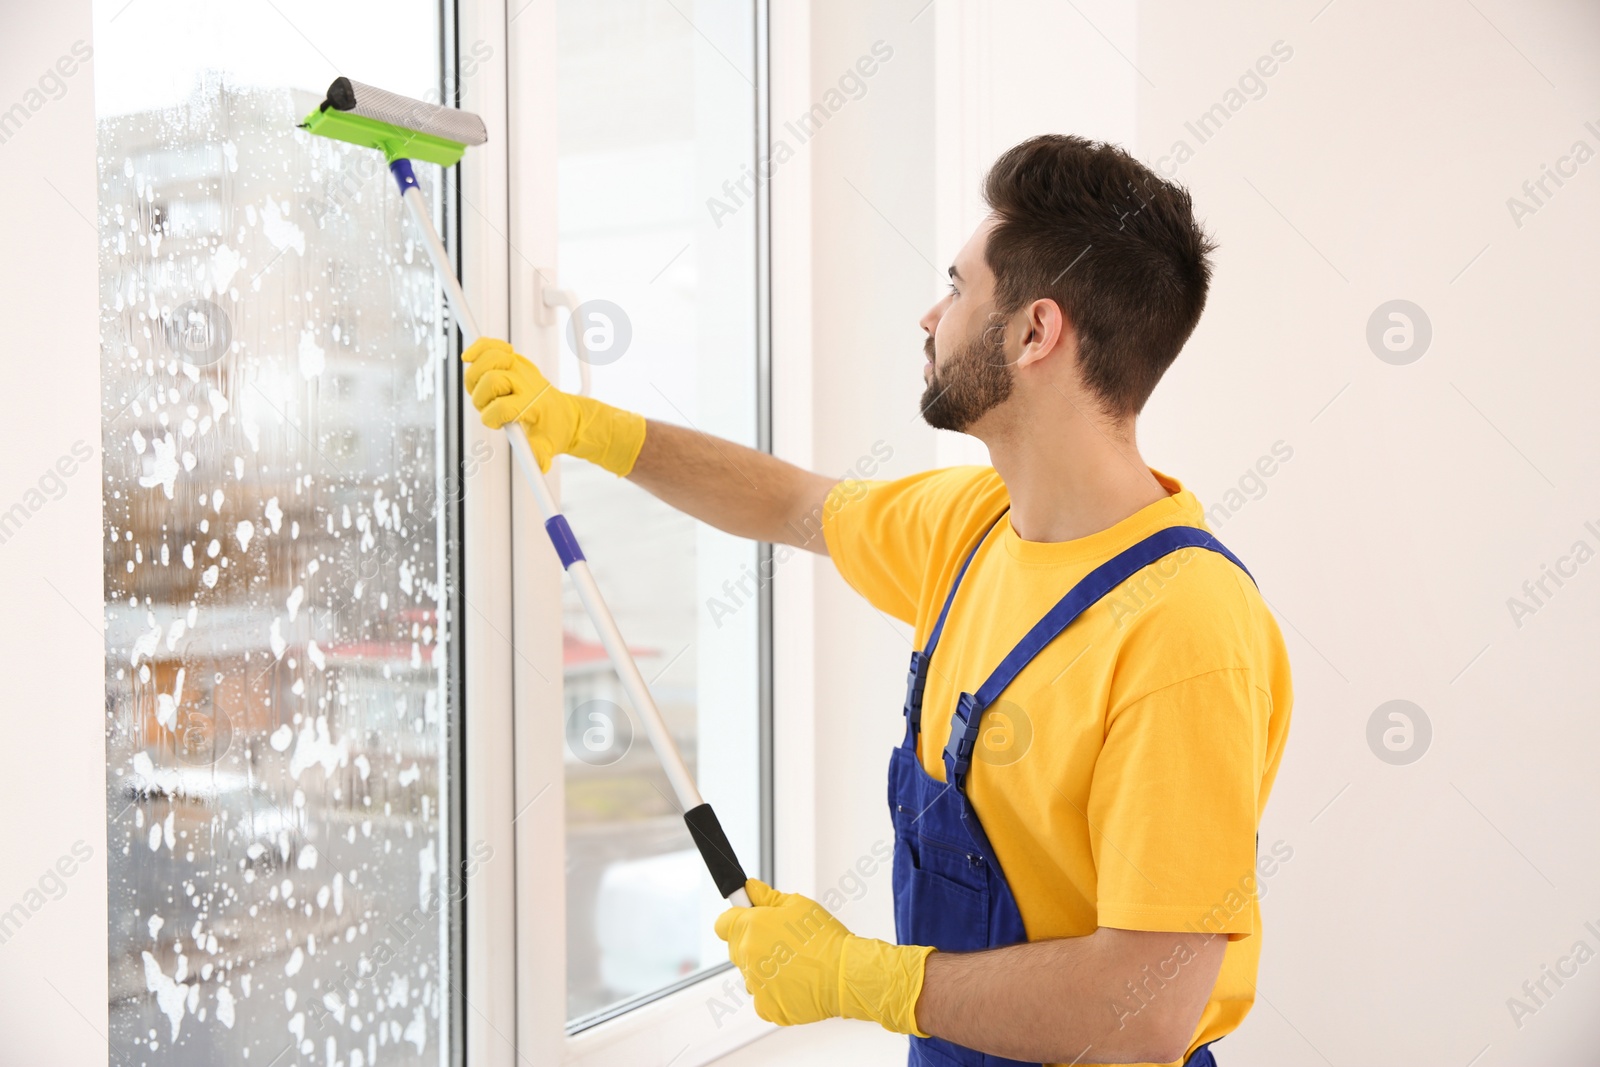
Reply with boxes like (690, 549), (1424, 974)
(463, 135), (1292, 1067)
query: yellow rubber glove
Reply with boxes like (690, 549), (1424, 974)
(461, 337), (646, 476)
(713, 879), (936, 1036)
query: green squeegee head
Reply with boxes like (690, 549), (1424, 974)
(299, 77), (488, 166)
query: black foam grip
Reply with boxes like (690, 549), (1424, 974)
(684, 802), (749, 901)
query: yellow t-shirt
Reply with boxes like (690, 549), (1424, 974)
(821, 465), (1293, 1067)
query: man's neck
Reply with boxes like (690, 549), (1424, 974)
(981, 411), (1169, 545)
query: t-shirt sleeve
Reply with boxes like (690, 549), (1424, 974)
(1088, 667), (1269, 940)
(820, 466), (999, 626)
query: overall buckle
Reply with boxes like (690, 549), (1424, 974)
(942, 692), (981, 790)
(902, 651), (928, 732)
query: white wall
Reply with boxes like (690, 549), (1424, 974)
(1137, 2), (1600, 1063)
(0, 4), (109, 1064)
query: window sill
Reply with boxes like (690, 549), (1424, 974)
(562, 965), (775, 1067)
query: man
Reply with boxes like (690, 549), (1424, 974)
(463, 134), (1292, 1067)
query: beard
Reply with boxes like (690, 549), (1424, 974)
(919, 328), (1014, 432)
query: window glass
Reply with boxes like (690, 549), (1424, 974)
(95, 2), (458, 1062)
(554, 0), (764, 1025)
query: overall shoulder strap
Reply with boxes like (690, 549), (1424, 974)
(942, 525), (1253, 790)
(920, 509), (1009, 659)
(900, 509), (1008, 744)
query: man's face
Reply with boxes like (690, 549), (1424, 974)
(918, 217), (1015, 433)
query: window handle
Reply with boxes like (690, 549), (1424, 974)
(534, 274), (591, 397)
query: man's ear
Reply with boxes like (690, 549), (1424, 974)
(1014, 297), (1070, 371)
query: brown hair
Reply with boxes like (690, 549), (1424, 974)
(982, 135), (1216, 417)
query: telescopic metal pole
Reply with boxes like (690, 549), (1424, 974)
(390, 158), (751, 909)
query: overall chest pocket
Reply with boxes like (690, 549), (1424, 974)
(892, 806), (993, 952)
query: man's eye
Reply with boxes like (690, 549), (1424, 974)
(946, 283), (958, 297)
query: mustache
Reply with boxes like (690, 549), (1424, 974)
(924, 336), (935, 362)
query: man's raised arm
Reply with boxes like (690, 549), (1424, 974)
(629, 419), (836, 553)
(463, 338), (836, 553)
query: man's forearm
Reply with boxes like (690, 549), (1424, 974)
(626, 419), (837, 552)
(913, 928), (1226, 1065)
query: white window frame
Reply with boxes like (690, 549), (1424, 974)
(461, 2), (819, 1066)
(457, 1), (521, 1065)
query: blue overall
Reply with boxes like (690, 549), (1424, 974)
(890, 518), (1253, 1067)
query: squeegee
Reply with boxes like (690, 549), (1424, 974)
(300, 78), (753, 909)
